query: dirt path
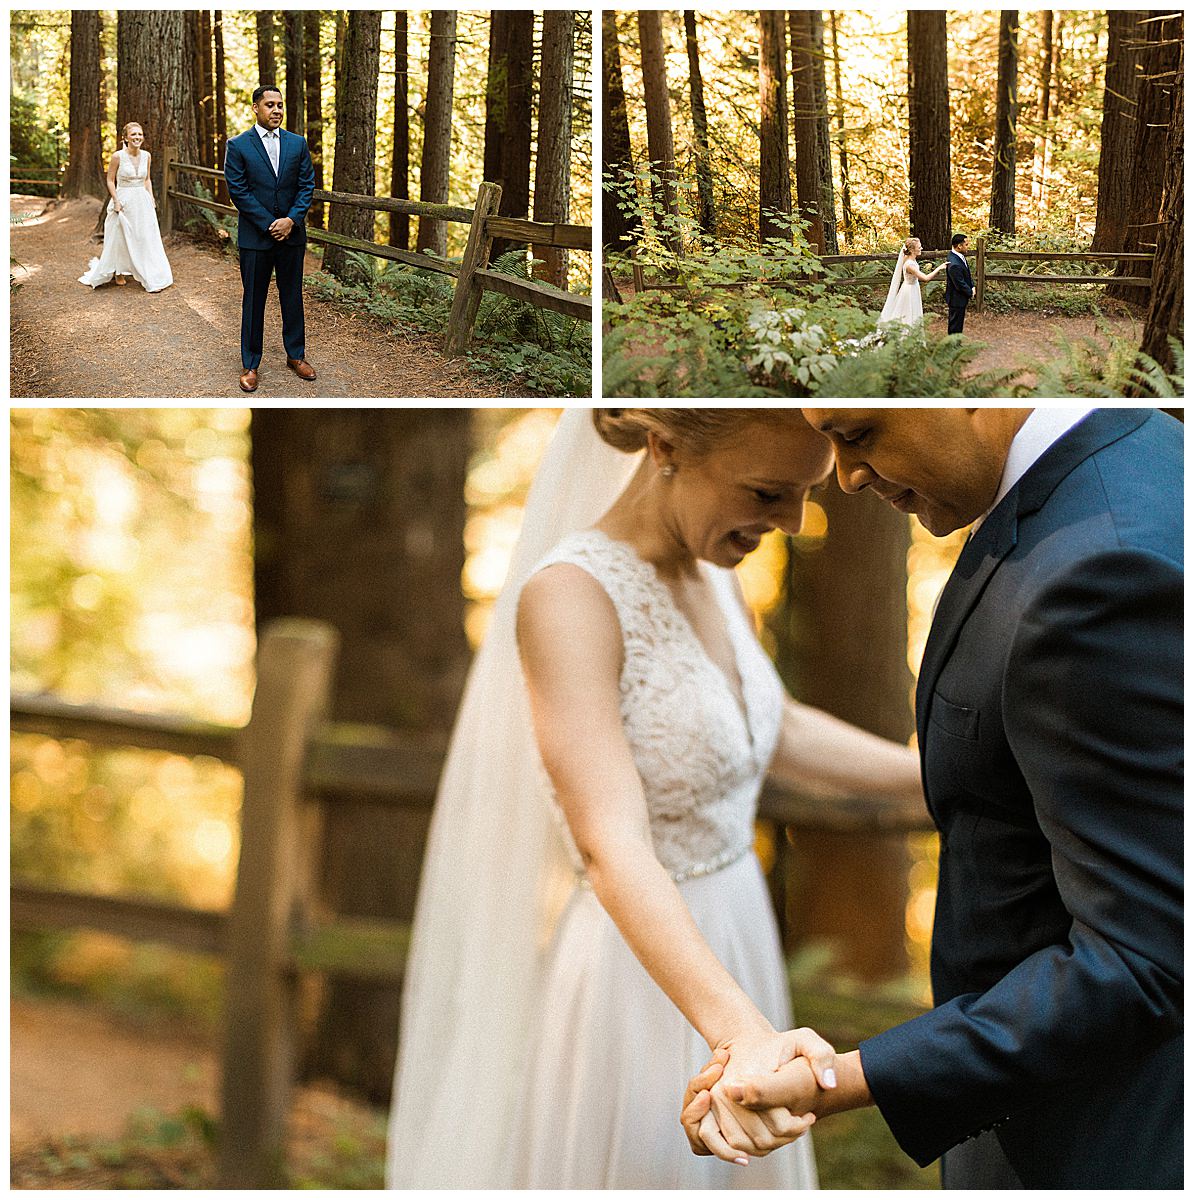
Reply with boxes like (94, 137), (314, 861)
(10, 196), (514, 399)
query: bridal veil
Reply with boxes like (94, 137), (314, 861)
(385, 410), (641, 1187)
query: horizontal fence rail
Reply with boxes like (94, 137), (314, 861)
(11, 620), (930, 1184)
(165, 154), (593, 353)
(623, 237), (1156, 312)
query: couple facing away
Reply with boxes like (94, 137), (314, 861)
(81, 86), (317, 393)
(388, 407), (1182, 1190)
(880, 233), (976, 334)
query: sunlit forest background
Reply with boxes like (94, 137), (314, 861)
(11, 406), (966, 1186)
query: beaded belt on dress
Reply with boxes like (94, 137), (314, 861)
(576, 838), (753, 890)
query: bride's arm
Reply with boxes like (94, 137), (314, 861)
(906, 262), (946, 283)
(143, 152), (155, 207)
(105, 153), (121, 211)
(518, 565), (833, 1157)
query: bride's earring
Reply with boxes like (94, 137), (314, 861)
(661, 464), (676, 478)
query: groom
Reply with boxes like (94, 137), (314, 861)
(683, 409), (1183, 1188)
(224, 85), (316, 393)
(944, 233), (975, 334)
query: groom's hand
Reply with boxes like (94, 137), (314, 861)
(269, 216), (295, 241)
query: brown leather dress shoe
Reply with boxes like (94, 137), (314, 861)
(287, 356), (317, 381)
(239, 367), (259, 393)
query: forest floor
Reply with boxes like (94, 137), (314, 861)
(9, 196), (525, 400)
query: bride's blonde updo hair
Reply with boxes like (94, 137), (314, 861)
(903, 237), (921, 257)
(593, 409), (790, 458)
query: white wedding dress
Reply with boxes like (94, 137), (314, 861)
(513, 529), (818, 1189)
(879, 256), (923, 327)
(79, 149), (173, 293)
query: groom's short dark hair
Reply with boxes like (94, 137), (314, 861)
(252, 84), (282, 104)
(951, 233), (968, 247)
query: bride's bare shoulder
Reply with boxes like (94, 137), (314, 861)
(516, 563), (621, 668)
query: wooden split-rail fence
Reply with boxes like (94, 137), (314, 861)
(625, 236), (1156, 312)
(11, 620), (931, 1187)
(158, 150), (592, 354)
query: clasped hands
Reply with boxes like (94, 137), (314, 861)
(680, 1026), (837, 1164)
(268, 216), (295, 241)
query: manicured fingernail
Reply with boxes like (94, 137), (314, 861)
(824, 1068), (837, 1089)
(726, 1084), (744, 1102)
(734, 1157), (749, 1167)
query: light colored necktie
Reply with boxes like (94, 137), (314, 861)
(265, 130), (279, 175)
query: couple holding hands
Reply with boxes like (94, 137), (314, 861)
(388, 407), (1181, 1190)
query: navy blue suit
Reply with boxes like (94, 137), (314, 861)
(859, 410), (1183, 1188)
(944, 250), (973, 334)
(223, 126), (315, 369)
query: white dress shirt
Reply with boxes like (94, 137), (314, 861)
(255, 123), (280, 175)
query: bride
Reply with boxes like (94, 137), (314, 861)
(387, 409), (923, 1188)
(878, 237), (945, 328)
(79, 122), (173, 294)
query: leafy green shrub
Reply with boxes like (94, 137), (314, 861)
(1028, 331), (1183, 398)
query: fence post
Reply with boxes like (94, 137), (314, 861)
(161, 145), (177, 237)
(217, 619), (340, 1189)
(975, 236), (986, 312)
(444, 181), (503, 356)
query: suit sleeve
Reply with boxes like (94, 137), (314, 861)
(858, 546), (1183, 1166)
(287, 139), (315, 227)
(223, 139), (275, 236)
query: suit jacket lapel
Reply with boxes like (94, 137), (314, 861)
(246, 127), (273, 174)
(915, 408), (1153, 751)
(274, 130), (290, 178)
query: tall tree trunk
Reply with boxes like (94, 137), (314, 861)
(1031, 11), (1053, 215)
(283, 11), (305, 136)
(789, 11), (825, 253)
(683, 11), (716, 235)
(324, 10), (381, 281)
(988, 10), (1020, 235)
(1109, 11), (1182, 302)
(215, 11), (228, 204)
(492, 11), (534, 261)
(303, 10), (324, 227)
(759, 10), (792, 246)
(198, 12), (214, 169)
(808, 11), (839, 253)
(1091, 10), (1146, 252)
(64, 10), (106, 199)
(1139, 42), (1182, 371)
(256, 10), (277, 85)
(768, 486), (914, 982)
(482, 12), (509, 188)
(532, 10), (574, 288)
(829, 11), (854, 245)
(415, 10), (457, 258)
(638, 10), (682, 254)
(250, 410), (472, 1101)
(907, 11), (952, 250)
(601, 10), (637, 251)
(390, 12), (409, 249)
(117, 11), (201, 225)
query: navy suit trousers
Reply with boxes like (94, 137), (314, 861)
(947, 298), (968, 334)
(238, 240), (305, 368)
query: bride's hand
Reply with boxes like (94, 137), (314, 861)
(704, 1026), (836, 1160)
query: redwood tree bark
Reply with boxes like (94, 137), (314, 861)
(1031, 10), (1053, 214)
(788, 11), (825, 252)
(829, 11), (854, 244)
(907, 11), (952, 250)
(483, 11), (535, 261)
(1139, 43), (1182, 370)
(390, 12), (409, 249)
(532, 10), (575, 288)
(256, 11), (277, 86)
(303, 10), (324, 227)
(283, 11), (304, 136)
(808, 11), (839, 253)
(198, 11), (214, 168)
(416, 10), (457, 257)
(482, 12), (509, 188)
(1092, 10), (1145, 252)
(324, 10), (381, 281)
(215, 11), (228, 203)
(638, 10), (681, 253)
(759, 10), (793, 246)
(249, 410), (472, 1100)
(988, 10), (1020, 235)
(684, 10), (716, 235)
(64, 10), (106, 199)
(601, 10), (637, 251)
(116, 10), (201, 223)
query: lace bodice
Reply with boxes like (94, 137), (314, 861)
(115, 149), (149, 188)
(529, 529), (785, 880)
